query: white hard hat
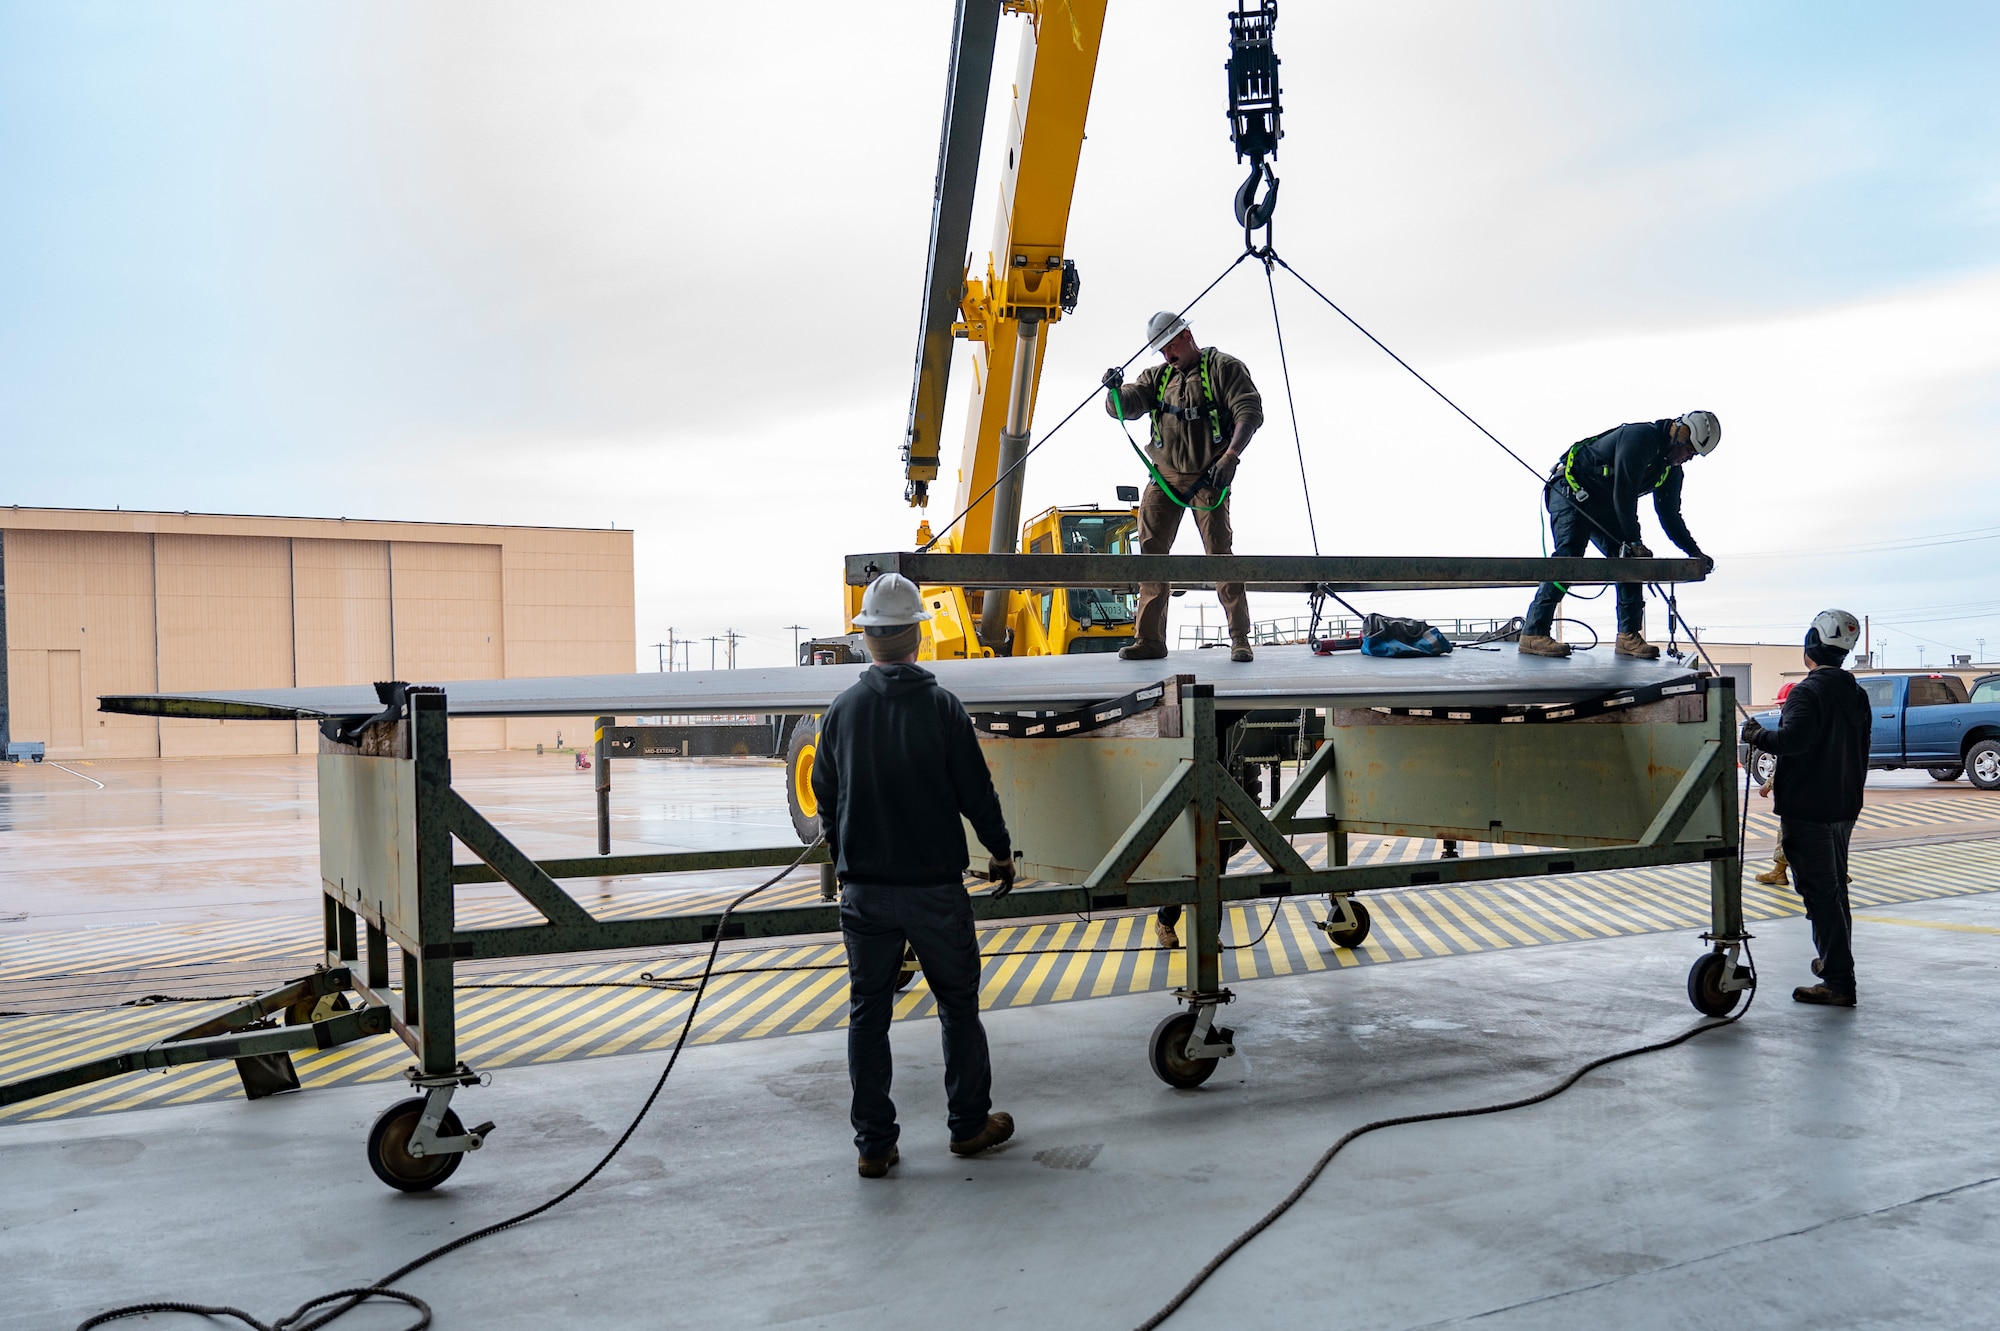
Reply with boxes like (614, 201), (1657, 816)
(852, 572), (932, 627)
(1145, 310), (1190, 354)
(1806, 608), (1861, 656)
(1678, 410), (1721, 456)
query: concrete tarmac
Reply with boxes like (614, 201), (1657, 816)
(6, 888), (1996, 1329)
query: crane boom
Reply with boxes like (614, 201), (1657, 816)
(901, 0), (1004, 510)
(900, 0), (1106, 558)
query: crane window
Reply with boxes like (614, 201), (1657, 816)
(1060, 513), (1139, 627)
(1060, 513), (1137, 554)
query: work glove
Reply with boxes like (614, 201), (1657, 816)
(1619, 540), (1654, 559)
(986, 855), (1017, 899)
(1698, 553), (1716, 577)
(1740, 718), (1768, 748)
(1213, 451), (1241, 490)
(1101, 366), (1125, 390)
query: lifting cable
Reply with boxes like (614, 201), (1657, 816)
(1263, 247), (1746, 694)
(77, 841), (828, 1331)
(1261, 255), (1320, 554)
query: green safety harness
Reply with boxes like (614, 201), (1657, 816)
(1543, 429), (1675, 597)
(1553, 430), (1673, 506)
(1109, 349), (1232, 511)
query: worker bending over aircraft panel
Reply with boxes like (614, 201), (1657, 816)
(1103, 310), (1264, 664)
(1519, 410), (1720, 659)
(812, 573), (1019, 1178)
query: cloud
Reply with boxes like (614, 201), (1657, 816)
(3, 0), (1996, 668)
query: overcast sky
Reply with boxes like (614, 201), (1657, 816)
(4, 1), (1996, 671)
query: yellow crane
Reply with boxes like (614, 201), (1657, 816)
(882, 0), (1130, 663)
(787, 0), (1130, 834)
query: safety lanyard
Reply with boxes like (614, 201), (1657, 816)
(1113, 381), (1230, 512)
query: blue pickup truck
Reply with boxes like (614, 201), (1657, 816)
(1748, 672), (2000, 790)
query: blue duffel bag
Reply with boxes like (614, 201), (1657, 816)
(1359, 613), (1454, 658)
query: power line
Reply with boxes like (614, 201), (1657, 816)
(1719, 525), (2000, 560)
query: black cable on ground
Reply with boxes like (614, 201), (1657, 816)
(1135, 966), (1758, 1331)
(76, 839), (827, 1331)
(918, 252), (1250, 554)
(1138, 631), (1766, 1331)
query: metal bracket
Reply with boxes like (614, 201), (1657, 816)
(1320, 892), (1360, 935)
(403, 1063), (494, 1158)
(1701, 933), (1757, 994)
(1173, 987), (1236, 1061)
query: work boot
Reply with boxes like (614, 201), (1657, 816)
(1792, 984), (1856, 1007)
(1518, 634), (1571, 659)
(1154, 918), (1180, 949)
(857, 1145), (899, 1179)
(1754, 861), (1789, 887)
(949, 1111), (1015, 1157)
(1119, 640), (1169, 661)
(1230, 640), (1254, 663)
(1615, 632), (1660, 659)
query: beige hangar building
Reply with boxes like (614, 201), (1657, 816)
(0, 507), (635, 760)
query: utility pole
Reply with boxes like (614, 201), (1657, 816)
(649, 642), (668, 672)
(725, 629), (740, 669)
(786, 624), (809, 663)
(706, 636), (721, 670)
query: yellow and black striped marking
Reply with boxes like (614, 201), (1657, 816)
(4, 836), (1998, 1124)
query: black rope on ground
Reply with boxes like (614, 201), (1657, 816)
(76, 839), (827, 1331)
(1135, 960), (1758, 1330)
(917, 252), (1251, 554)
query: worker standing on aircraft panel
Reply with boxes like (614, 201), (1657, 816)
(1103, 311), (1264, 664)
(812, 573), (1019, 1178)
(1740, 610), (1870, 1007)
(1518, 411), (1720, 659)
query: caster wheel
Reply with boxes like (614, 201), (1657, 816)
(893, 944), (920, 993)
(1686, 952), (1745, 1018)
(367, 1097), (465, 1192)
(1325, 900), (1371, 950)
(1148, 1011), (1218, 1089)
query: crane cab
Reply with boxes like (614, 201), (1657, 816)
(917, 504), (1140, 661)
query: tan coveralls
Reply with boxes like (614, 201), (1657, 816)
(1105, 349), (1264, 646)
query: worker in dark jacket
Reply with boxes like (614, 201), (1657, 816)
(1103, 310), (1264, 664)
(1741, 610), (1870, 1006)
(812, 572), (1018, 1177)
(1520, 411), (1720, 659)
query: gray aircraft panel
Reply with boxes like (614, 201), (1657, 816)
(99, 647), (1701, 721)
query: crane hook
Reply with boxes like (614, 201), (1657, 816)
(1234, 158), (1279, 245)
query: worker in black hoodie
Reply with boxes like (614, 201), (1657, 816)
(1740, 610), (1870, 1006)
(812, 573), (1018, 1178)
